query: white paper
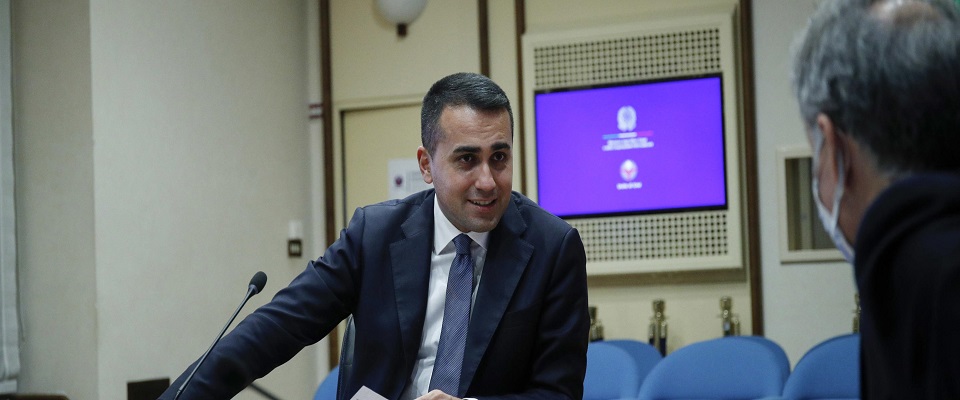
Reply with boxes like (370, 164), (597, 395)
(350, 385), (388, 400)
(388, 158), (432, 200)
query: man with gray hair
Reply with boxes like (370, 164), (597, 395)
(792, 0), (960, 397)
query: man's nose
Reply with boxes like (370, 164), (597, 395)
(475, 163), (496, 190)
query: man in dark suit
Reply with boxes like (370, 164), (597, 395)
(162, 72), (589, 400)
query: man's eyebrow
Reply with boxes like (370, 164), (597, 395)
(451, 142), (511, 154)
(452, 145), (481, 154)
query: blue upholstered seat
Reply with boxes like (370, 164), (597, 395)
(603, 339), (663, 395)
(584, 341), (644, 400)
(637, 336), (788, 400)
(781, 333), (860, 400)
(313, 365), (340, 400)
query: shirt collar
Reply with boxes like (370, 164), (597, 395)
(433, 195), (490, 254)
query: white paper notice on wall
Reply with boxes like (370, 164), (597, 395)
(388, 158), (432, 200)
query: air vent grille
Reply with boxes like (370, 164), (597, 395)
(570, 211), (728, 262)
(532, 28), (721, 89)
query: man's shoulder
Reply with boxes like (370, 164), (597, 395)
(350, 189), (433, 229)
(509, 191), (575, 233)
(861, 173), (960, 242)
(363, 189), (433, 211)
(859, 173), (960, 279)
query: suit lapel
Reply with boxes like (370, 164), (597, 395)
(459, 197), (533, 394)
(390, 193), (434, 373)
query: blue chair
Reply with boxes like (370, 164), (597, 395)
(781, 333), (860, 400)
(313, 365), (340, 400)
(603, 339), (662, 392)
(728, 335), (791, 384)
(584, 341), (643, 400)
(637, 336), (788, 400)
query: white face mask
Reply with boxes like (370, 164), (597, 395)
(811, 132), (856, 263)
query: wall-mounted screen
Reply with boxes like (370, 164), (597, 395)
(534, 74), (727, 218)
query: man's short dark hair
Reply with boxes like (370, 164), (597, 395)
(421, 72), (514, 155)
(791, 0), (960, 175)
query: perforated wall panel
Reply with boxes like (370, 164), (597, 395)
(572, 211), (728, 262)
(533, 28), (722, 90)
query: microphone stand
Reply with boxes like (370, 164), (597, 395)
(248, 382), (284, 400)
(174, 273), (265, 400)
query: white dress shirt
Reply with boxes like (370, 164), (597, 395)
(400, 199), (488, 400)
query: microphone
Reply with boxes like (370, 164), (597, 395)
(173, 271), (268, 400)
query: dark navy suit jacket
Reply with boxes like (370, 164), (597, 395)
(162, 190), (589, 400)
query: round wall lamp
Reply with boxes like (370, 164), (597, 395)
(376, 0), (428, 37)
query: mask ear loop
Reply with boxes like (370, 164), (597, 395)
(811, 129), (823, 186)
(811, 127), (856, 263)
(830, 149), (846, 232)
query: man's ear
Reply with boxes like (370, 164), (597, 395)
(815, 113), (851, 180)
(417, 146), (433, 184)
(814, 113), (856, 210)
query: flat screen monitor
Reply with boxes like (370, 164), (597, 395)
(533, 74), (727, 219)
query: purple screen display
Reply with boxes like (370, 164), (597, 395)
(534, 75), (727, 218)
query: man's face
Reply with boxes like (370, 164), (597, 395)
(418, 105), (513, 233)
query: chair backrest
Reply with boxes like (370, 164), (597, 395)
(781, 333), (860, 400)
(338, 315), (356, 397)
(603, 339), (662, 392)
(315, 315), (356, 400)
(637, 336), (788, 400)
(584, 341), (643, 400)
(727, 335), (791, 384)
(313, 365), (340, 400)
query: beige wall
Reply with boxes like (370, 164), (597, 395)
(331, 0), (481, 103)
(14, 1), (318, 399)
(526, 0), (737, 31)
(89, 2), (316, 399)
(12, 1), (98, 398)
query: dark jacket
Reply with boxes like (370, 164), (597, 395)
(855, 173), (960, 399)
(161, 190), (589, 400)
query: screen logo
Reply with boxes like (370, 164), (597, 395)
(620, 159), (638, 181)
(617, 106), (637, 132)
(617, 159), (643, 190)
(602, 105), (654, 152)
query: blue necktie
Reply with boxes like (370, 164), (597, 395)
(429, 234), (474, 396)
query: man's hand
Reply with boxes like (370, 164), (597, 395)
(414, 389), (462, 400)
